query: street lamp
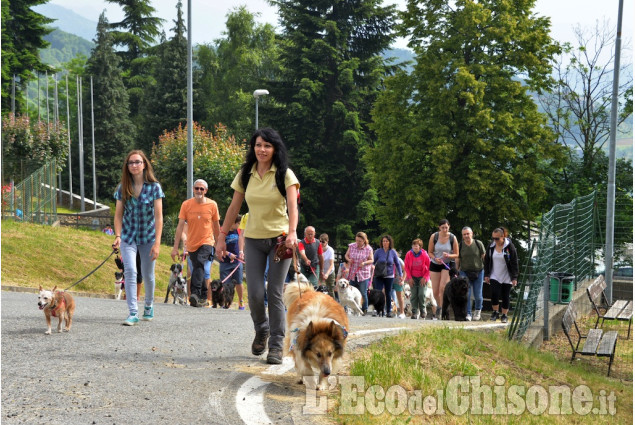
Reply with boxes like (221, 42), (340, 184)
(253, 89), (269, 130)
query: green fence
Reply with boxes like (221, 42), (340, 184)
(2, 161), (58, 225)
(508, 192), (599, 341)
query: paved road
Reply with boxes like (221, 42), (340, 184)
(1, 291), (504, 424)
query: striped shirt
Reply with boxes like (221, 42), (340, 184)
(114, 182), (164, 246)
(347, 243), (373, 281)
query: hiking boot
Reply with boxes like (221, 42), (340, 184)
(473, 310), (482, 321)
(141, 305), (154, 321)
(122, 315), (139, 326)
(500, 314), (508, 323)
(490, 311), (499, 321)
(411, 312), (419, 320)
(386, 312), (393, 318)
(266, 348), (283, 365)
(252, 331), (269, 356)
(189, 295), (199, 307)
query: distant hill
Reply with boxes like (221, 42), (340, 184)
(40, 29), (94, 68)
(33, 3), (98, 42)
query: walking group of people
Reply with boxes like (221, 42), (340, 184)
(110, 127), (519, 364)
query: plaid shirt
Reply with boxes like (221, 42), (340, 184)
(347, 243), (373, 281)
(114, 182), (164, 246)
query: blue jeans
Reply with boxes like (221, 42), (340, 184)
(219, 261), (243, 284)
(460, 270), (484, 315)
(373, 276), (394, 314)
(350, 278), (370, 311)
(120, 240), (156, 316)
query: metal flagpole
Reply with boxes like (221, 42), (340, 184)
(77, 76), (85, 212)
(186, 0), (193, 199)
(90, 76), (97, 210)
(66, 74), (73, 209)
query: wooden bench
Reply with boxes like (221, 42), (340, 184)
(587, 275), (633, 339)
(562, 301), (618, 376)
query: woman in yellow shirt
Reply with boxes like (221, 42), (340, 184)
(216, 128), (299, 365)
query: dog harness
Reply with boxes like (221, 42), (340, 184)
(288, 319), (348, 352)
(50, 297), (66, 318)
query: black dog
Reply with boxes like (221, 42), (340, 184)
(222, 280), (235, 309)
(442, 274), (469, 321)
(367, 288), (386, 317)
(211, 279), (223, 308)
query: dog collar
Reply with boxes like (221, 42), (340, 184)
(51, 297), (66, 318)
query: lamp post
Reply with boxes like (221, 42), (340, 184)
(253, 89), (269, 130)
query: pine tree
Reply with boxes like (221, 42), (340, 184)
(105, 0), (164, 122)
(86, 12), (135, 198)
(139, 1), (188, 151)
(1, 0), (53, 113)
(268, 0), (396, 239)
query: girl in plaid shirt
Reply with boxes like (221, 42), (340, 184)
(113, 150), (164, 326)
(345, 232), (374, 315)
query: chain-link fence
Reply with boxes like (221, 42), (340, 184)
(508, 192), (599, 341)
(1, 160), (57, 225)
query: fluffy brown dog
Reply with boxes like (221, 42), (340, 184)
(38, 285), (76, 335)
(283, 279), (349, 390)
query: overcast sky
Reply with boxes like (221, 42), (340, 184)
(48, 0), (633, 52)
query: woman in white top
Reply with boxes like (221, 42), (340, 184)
(428, 219), (459, 318)
(484, 227), (519, 323)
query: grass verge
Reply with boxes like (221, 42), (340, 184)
(327, 326), (632, 424)
(1, 219), (220, 296)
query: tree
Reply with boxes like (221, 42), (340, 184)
(151, 123), (245, 216)
(1, 0), (53, 114)
(139, 1), (187, 151)
(85, 12), (135, 198)
(538, 21), (633, 178)
(367, 0), (565, 248)
(105, 0), (164, 121)
(197, 7), (281, 142)
(267, 0), (397, 241)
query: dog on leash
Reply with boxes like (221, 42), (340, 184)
(283, 280), (349, 390)
(336, 279), (364, 316)
(210, 279), (224, 308)
(114, 271), (125, 300)
(38, 285), (76, 335)
(165, 263), (187, 304)
(421, 280), (438, 319)
(442, 271), (469, 321)
(222, 280), (235, 309)
(367, 288), (386, 317)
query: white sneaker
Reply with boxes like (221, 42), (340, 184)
(466, 314), (472, 321)
(473, 310), (481, 321)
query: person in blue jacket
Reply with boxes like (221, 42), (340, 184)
(372, 234), (403, 318)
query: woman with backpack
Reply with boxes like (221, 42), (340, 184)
(428, 219), (459, 319)
(215, 128), (300, 365)
(457, 226), (486, 321)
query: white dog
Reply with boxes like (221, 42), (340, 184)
(420, 280), (437, 319)
(336, 278), (364, 316)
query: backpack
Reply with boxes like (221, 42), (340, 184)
(433, 231), (456, 248)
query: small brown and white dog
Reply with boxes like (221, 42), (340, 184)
(283, 279), (349, 390)
(38, 285), (76, 335)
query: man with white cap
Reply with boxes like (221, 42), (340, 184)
(171, 179), (220, 307)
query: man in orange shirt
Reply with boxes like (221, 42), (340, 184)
(171, 179), (220, 307)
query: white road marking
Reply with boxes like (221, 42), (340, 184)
(235, 375), (273, 425)
(234, 323), (501, 423)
